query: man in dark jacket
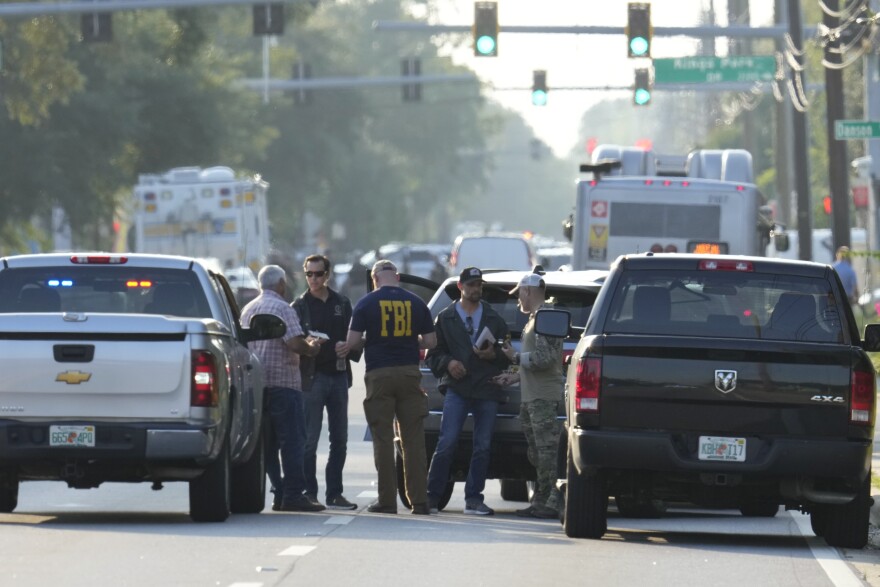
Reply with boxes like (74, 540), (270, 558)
(292, 254), (362, 510)
(425, 267), (510, 515)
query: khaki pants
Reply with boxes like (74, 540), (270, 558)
(364, 365), (428, 509)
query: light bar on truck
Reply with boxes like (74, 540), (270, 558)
(70, 255), (128, 265)
(698, 259), (753, 271)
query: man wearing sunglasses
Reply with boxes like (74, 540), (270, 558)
(292, 254), (361, 511)
(425, 267), (510, 515)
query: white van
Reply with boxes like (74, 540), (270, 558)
(449, 233), (536, 275)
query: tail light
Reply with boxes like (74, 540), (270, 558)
(574, 356), (601, 413)
(192, 351), (218, 407)
(850, 370), (875, 425)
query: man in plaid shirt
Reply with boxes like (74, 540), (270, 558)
(241, 265), (325, 512)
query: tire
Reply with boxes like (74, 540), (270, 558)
(563, 444), (607, 539)
(230, 429), (266, 514)
(615, 495), (667, 518)
(397, 453), (454, 510)
(810, 506), (828, 537)
(823, 475), (871, 549)
(500, 479), (529, 502)
(738, 501), (779, 518)
(189, 441), (231, 522)
(0, 471), (19, 513)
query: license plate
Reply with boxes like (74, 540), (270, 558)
(49, 425), (96, 448)
(698, 436), (746, 462)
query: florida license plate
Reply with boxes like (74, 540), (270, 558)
(49, 425), (95, 447)
(698, 436), (746, 462)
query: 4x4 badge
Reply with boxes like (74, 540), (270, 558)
(715, 370), (737, 393)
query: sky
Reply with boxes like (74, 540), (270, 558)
(427, 1), (776, 156)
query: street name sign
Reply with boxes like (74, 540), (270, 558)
(834, 120), (880, 140)
(653, 56), (776, 84)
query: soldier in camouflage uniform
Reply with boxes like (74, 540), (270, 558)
(496, 273), (564, 519)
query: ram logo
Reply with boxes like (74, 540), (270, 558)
(715, 370), (737, 393)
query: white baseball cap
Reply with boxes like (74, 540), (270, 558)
(509, 273), (545, 294)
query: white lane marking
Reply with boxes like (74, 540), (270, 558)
(358, 490), (378, 498)
(789, 511), (865, 587)
(229, 583), (263, 586)
(278, 545), (317, 557)
(324, 515), (355, 525)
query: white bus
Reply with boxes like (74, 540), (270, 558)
(569, 148), (781, 270)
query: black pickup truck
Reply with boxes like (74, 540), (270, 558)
(561, 253), (880, 548)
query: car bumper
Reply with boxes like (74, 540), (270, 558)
(571, 428), (871, 480)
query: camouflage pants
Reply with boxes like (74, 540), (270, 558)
(520, 399), (562, 510)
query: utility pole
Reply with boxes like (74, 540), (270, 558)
(825, 0), (851, 252)
(789, 0), (813, 261)
(774, 0), (794, 227)
(867, 0), (880, 253)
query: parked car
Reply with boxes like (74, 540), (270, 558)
(390, 268), (607, 510)
(449, 233), (536, 276)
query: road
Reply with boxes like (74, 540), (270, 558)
(0, 362), (878, 587)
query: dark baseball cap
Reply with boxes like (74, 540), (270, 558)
(459, 267), (484, 284)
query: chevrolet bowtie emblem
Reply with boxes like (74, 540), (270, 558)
(56, 371), (92, 385)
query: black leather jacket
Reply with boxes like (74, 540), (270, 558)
(426, 300), (511, 401)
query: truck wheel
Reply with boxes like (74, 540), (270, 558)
(738, 501), (778, 518)
(823, 475), (871, 549)
(190, 441), (231, 522)
(500, 479), (529, 502)
(230, 430), (266, 514)
(0, 471), (19, 513)
(810, 506), (828, 537)
(615, 495), (666, 518)
(396, 453), (453, 510)
(563, 445), (607, 539)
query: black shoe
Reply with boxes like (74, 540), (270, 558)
(279, 496), (326, 512)
(411, 504), (431, 515)
(366, 502), (398, 514)
(326, 495), (358, 510)
(515, 505), (536, 518)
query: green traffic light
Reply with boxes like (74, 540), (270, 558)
(532, 90), (548, 106)
(629, 36), (649, 57)
(634, 88), (651, 105)
(476, 35), (496, 56)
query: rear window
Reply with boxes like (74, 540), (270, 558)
(429, 282), (597, 337)
(0, 266), (211, 318)
(604, 269), (844, 343)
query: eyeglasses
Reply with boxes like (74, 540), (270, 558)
(465, 316), (474, 336)
(305, 271), (327, 278)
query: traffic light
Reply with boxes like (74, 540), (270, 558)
(633, 68), (652, 105)
(81, 13), (112, 43)
(401, 57), (422, 102)
(627, 2), (652, 58)
(291, 62), (312, 105)
(823, 195), (832, 215)
(473, 2), (498, 57)
(253, 4), (284, 36)
(531, 70), (548, 106)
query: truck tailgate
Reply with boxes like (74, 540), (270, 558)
(598, 335), (853, 438)
(0, 314), (201, 420)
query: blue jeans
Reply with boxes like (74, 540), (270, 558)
(303, 372), (350, 500)
(427, 389), (498, 504)
(265, 386), (307, 503)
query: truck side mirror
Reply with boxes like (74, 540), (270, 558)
(773, 231), (790, 252)
(243, 313), (287, 343)
(863, 323), (880, 352)
(535, 308), (571, 338)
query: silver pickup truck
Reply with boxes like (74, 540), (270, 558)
(0, 253), (283, 522)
